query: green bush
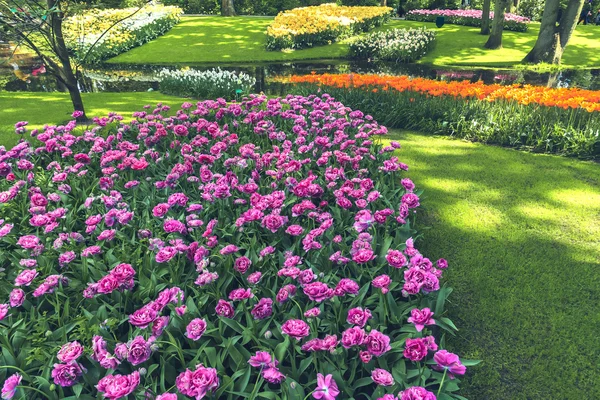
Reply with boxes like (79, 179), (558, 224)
(162, 0), (334, 15)
(402, 0), (461, 12)
(517, 0), (545, 21)
(290, 83), (600, 159)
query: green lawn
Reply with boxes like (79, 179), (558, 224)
(108, 16), (600, 69)
(0, 92), (185, 148)
(386, 131), (600, 400)
(1, 93), (599, 399)
(108, 16), (351, 65)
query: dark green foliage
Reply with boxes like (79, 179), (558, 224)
(161, 0), (333, 15)
(292, 84), (600, 159)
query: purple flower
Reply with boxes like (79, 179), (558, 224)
(281, 319), (310, 341)
(433, 350), (467, 379)
(371, 368), (394, 386)
(403, 338), (428, 362)
(364, 330), (391, 357)
(186, 318), (207, 341)
(312, 373), (339, 400)
(303, 282), (334, 302)
(127, 336), (152, 365)
(96, 371), (140, 399)
(156, 246), (178, 263)
(215, 299), (235, 318)
(399, 386), (437, 400)
(57, 341), (84, 363)
(407, 307), (435, 332)
(346, 307), (372, 328)
(8, 289), (25, 307)
(14, 269), (38, 286)
(176, 365), (219, 399)
(262, 367), (285, 384)
(248, 351), (274, 368)
(51, 363), (83, 387)
(372, 274), (391, 294)
(234, 256), (252, 274)
(1, 372), (22, 399)
(251, 298), (273, 320)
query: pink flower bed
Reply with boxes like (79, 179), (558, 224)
(0, 94), (475, 399)
(407, 9), (530, 31)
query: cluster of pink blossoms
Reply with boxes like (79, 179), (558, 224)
(0, 94), (468, 399)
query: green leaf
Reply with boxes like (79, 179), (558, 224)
(445, 381), (460, 392)
(353, 377), (373, 390)
(434, 285), (453, 316)
(274, 336), (290, 363)
(285, 378), (305, 400)
(460, 359), (482, 367)
(378, 235), (394, 258)
(439, 317), (458, 331)
(73, 383), (83, 398)
(258, 392), (280, 400)
(298, 356), (313, 375)
(221, 317), (244, 334)
(233, 366), (252, 393)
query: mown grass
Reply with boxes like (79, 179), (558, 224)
(108, 17), (600, 69)
(0, 92), (185, 148)
(108, 16), (351, 65)
(1, 93), (599, 399)
(386, 131), (600, 400)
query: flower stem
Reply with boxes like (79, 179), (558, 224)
(249, 373), (263, 400)
(303, 389), (318, 400)
(437, 369), (448, 397)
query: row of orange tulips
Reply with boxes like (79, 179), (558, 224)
(288, 73), (600, 113)
(286, 73), (600, 158)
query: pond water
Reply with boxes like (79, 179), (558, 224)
(3, 58), (600, 95)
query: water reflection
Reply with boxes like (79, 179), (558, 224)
(2, 60), (600, 94)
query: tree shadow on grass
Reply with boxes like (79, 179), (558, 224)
(384, 132), (600, 400)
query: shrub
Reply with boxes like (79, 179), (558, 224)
(162, 0), (221, 14)
(517, 0), (545, 21)
(406, 9), (530, 32)
(349, 27), (436, 62)
(288, 74), (600, 158)
(158, 68), (256, 100)
(64, 5), (182, 64)
(0, 94), (475, 399)
(266, 3), (392, 50)
(402, 0), (461, 12)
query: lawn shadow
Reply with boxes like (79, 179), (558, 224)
(383, 131), (600, 399)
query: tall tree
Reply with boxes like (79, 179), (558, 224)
(0, 0), (149, 121)
(221, 0), (235, 16)
(0, 0), (87, 119)
(485, 0), (510, 49)
(523, 0), (584, 64)
(481, 0), (491, 35)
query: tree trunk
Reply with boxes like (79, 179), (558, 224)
(481, 0), (491, 34)
(522, 0), (583, 64)
(485, 0), (509, 49)
(221, 0), (236, 16)
(380, 0), (387, 6)
(47, 0), (87, 121)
